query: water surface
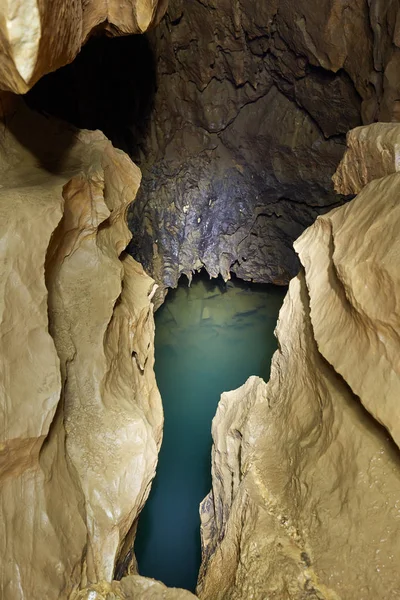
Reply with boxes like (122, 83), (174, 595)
(135, 272), (286, 591)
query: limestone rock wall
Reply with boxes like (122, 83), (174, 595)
(332, 122), (400, 194)
(197, 123), (400, 599)
(0, 102), (178, 599)
(72, 576), (196, 600)
(0, 0), (167, 94)
(128, 0), (400, 290)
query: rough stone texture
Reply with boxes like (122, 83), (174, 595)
(296, 181), (400, 451)
(0, 0), (167, 94)
(321, 122), (400, 449)
(197, 124), (400, 599)
(128, 0), (400, 291)
(72, 575), (196, 599)
(0, 102), (168, 599)
(332, 122), (400, 194)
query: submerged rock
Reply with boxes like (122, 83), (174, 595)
(197, 123), (400, 599)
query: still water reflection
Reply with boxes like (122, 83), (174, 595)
(135, 271), (286, 591)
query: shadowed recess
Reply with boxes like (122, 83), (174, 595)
(25, 34), (156, 161)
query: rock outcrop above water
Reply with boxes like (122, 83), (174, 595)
(0, 102), (175, 599)
(197, 123), (400, 599)
(0, 0), (167, 94)
(72, 576), (196, 600)
(128, 0), (400, 291)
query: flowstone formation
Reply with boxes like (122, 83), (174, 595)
(197, 123), (400, 599)
(129, 0), (400, 291)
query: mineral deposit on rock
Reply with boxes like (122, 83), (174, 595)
(72, 575), (197, 599)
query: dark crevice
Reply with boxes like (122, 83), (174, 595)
(25, 34), (157, 163)
(170, 12), (184, 26)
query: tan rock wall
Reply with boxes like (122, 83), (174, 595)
(333, 123), (400, 194)
(296, 177), (400, 451)
(198, 123), (400, 599)
(0, 0), (167, 94)
(0, 103), (166, 599)
(72, 575), (196, 599)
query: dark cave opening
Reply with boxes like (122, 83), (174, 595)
(22, 12), (358, 296)
(132, 269), (286, 591)
(25, 33), (157, 162)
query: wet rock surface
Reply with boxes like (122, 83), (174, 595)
(128, 0), (400, 290)
(71, 576), (196, 600)
(0, 102), (169, 599)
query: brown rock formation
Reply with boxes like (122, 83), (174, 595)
(0, 102), (169, 599)
(197, 123), (400, 599)
(0, 0), (167, 94)
(9, 1), (400, 295)
(128, 0), (400, 290)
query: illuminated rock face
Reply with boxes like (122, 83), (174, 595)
(129, 0), (400, 291)
(2, 2), (400, 598)
(197, 124), (400, 599)
(0, 103), (170, 599)
(0, 0), (167, 94)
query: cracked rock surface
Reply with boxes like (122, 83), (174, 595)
(197, 122), (400, 599)
(128, 0), (400, 291)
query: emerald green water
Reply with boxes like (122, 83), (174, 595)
(134, 272), (286, 592)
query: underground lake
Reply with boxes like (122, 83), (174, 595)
(134, 270), (287, 591)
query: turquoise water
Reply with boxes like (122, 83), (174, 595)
(134, 272), (286, 591)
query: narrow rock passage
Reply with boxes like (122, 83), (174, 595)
(134, 270), (286, 591)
